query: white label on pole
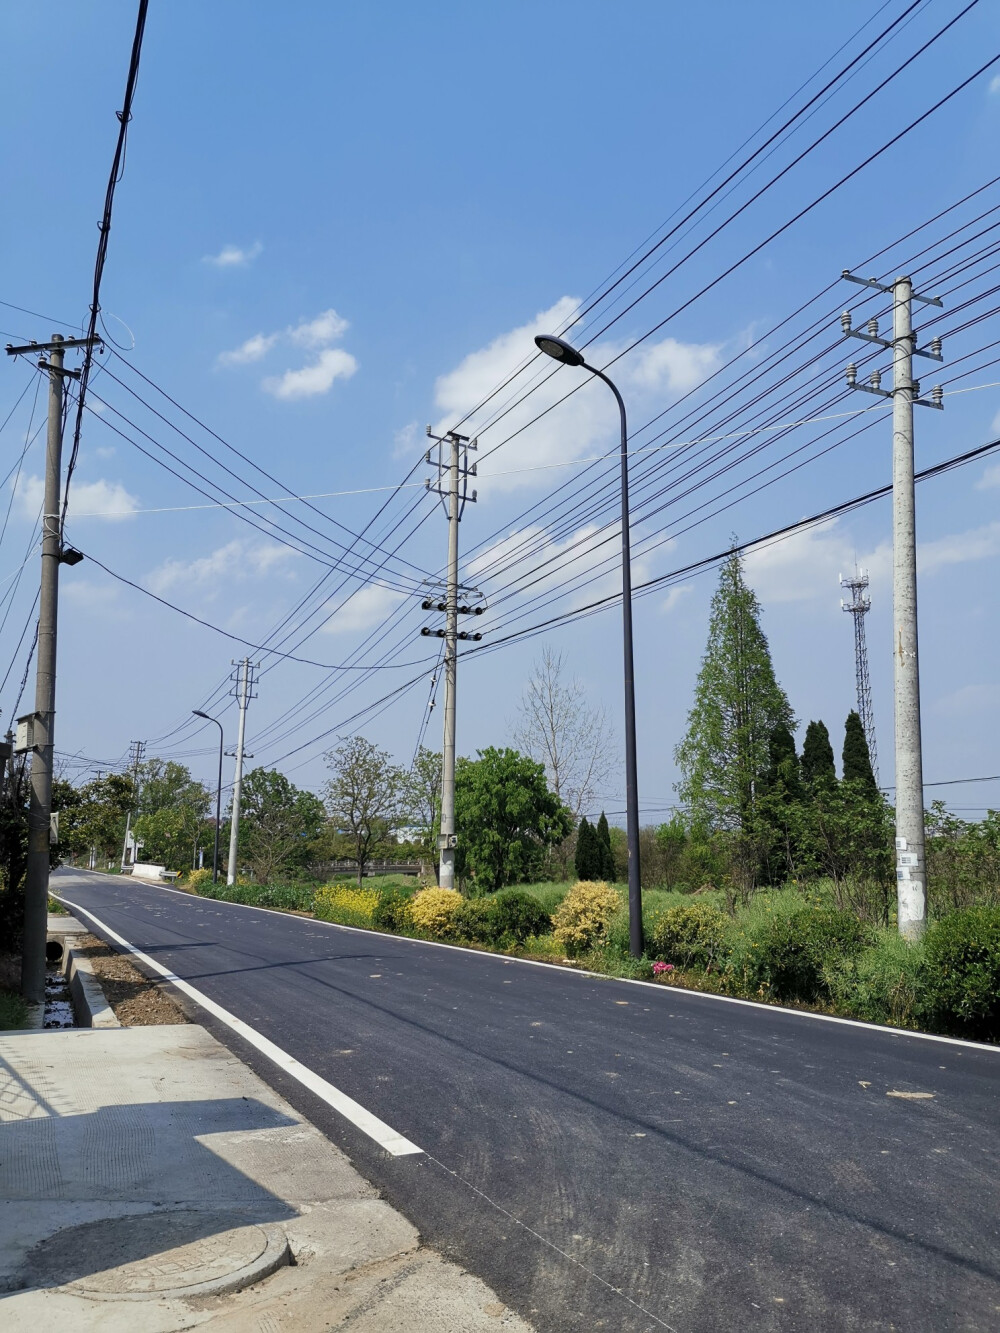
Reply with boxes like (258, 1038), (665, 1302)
(896, 867), (911, 881)
(895, 837), (907, 851)
(897, 852), (919, 867)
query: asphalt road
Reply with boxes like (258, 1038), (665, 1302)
(53, 868), (1000, 1333)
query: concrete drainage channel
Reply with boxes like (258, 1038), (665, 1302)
(43, 914), (120, 1029)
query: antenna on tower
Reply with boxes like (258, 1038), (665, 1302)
(839, 568), (879, 783)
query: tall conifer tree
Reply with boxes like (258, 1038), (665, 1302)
(574, 817), (597, 880)
(675, 551), (794, 833)
(596, 811), (616, 881)
(842, 711), (878, 793)
(801, 721), (836, 786)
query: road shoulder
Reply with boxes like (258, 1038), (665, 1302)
(0, 1022), (531, 1331)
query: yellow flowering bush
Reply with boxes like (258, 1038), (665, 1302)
(314, 884), (380, 927)
(552, 880), (621, 955)
(409, 887), (463, 938)
(184, 867), (213, 894)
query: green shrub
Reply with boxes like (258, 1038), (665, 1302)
(552, 881), (621, 955)
(451, 896), (499, 944)
(197, 879), (315, 912)
(372, 888), (414, 934)
(649, 901), (728, 969)
(921, 906), (1000, 1040)
(823, 932), (925, 1028)
(490, 889), (551, 944)
(730, 905), (870, 1003)
(603, 906), (632, 958)
(0, 988), (28, 1031)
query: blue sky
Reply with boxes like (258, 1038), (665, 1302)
(2, 0), (1000, 821)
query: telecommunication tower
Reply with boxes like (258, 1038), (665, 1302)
(839, 569), (878, 783)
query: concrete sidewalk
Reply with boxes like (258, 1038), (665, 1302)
(0, 1023), (531, 1331)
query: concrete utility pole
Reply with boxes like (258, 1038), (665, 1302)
(4, 333), (92, 1004)
(120, 738), (146, 871)
(422, 429), (481, 890)
(841, 271), (943, 940)
(226, 658), (258, 886)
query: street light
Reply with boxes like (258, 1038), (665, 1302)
(192, 710), (223, 883)
(534, 332), (644, 957)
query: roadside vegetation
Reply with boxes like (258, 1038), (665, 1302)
(8, 551), (995, 1044)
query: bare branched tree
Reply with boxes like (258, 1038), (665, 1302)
(512, 647), (614, 822)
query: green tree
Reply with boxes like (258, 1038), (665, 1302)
(800, 721), (836, 787)
(51, 778), (85, 863)
(323, 736), (406, 885)
(842, 711), (877, 794)
(406, 746), (441, 860)
(0, 755), (30, 947)
(756, 722), (803, 884)
(655, 815), (689, 887)
(455, 747), (572, 893)
(674, 551), (793, 895)
(595, 811), (616, 882)
(133, 759), (210, 869)
(235, 768), (326, 883)
(64, 773), (134, 866)
(574, 817), (598, 880)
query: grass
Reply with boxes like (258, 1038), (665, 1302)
(0, 988), (29, 1030)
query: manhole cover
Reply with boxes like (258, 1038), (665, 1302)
(20, 1210), (290, 1301)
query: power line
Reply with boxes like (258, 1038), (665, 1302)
(72, 546), (439, 671)
(61, 0), (149, 534)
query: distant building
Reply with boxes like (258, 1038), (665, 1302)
(391, 824), (427, 845)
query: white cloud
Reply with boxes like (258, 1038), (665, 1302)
(392, 421), (420, 459)
(218, 306), (356, 399)
(93, 445), (116, 460)
(920, 521), (1000, 573)
(745, 519), (889, 605)
(289, 309), (349, 348)
(16, 474), (138, 522)
(262, 348), (358, 400)
(744, 514), (1000, 604)
(321, 583), (404, 634)
(147, 539), (296, 596)
(627, 338), (722, 395)
(990, 74), (1000, 95)
(62, 580), (121, 611)
(435, 297), (721, 495)
(203, 241), (263, 268)
(660, 585), (691, 614)
(977, 462), (1000, 490)
(217, 332), (279, 366)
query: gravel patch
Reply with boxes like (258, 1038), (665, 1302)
(75, 934), (188, 1026)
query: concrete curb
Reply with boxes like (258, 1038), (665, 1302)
(65, 947), (120, 1029)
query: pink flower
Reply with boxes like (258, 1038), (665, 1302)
(652, 961), (674, 976)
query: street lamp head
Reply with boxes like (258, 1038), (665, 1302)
(192, 709), (210, 720)
(534, 333), (585, 367)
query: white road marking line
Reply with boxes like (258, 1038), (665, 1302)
(53, 891), (423, 1158)
(56, 870), (1000, 1055)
